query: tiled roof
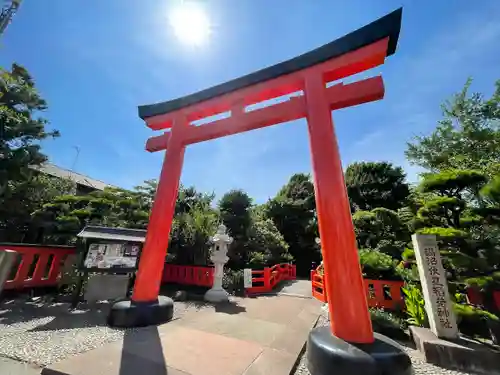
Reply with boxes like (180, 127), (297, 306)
(77, 226), (147, 242)
(30, 163), (115, 191)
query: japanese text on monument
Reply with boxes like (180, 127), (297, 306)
(423, 247), (453, 329)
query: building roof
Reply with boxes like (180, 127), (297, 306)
(30, 163), (115, 191)
(77, 226), (147, 242)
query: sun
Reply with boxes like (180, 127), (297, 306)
(168, 2), (211, 47)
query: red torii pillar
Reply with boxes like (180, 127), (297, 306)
(109, 8), (411, 375)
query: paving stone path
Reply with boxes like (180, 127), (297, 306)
(275, 279), (313, 298)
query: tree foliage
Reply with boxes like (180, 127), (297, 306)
(218, 189), (253, 268)
(345, 162), (410, 212)
(265, 173), (319, 276)
(32, 185), (152, 244)
(0, 174), (75, 242)
(0, 64), (59, 194)
(406, 78), (500, 176)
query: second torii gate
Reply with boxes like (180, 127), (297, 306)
(109, 8), (411, 375)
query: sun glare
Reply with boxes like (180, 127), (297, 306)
(168, 2), (211, 47)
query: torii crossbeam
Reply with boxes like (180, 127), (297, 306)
(109, 8), (411, 375)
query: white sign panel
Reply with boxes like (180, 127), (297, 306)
(243, 268), (253, 288)
(84, 243), (139, 269)
(412, 234), (458, 339)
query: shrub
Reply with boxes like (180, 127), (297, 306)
(370, 308), (408, 340)
(395, 262), (419, 282)
(454, 303), (499, 338)
(222, 269), (244, 296)
(247, 251), (269, 269)
(280, 252), (294, 263)
(402, 283), (428, 327)
(358, 249), (398, 279)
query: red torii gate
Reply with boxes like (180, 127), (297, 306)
(110, 8), (411, 375)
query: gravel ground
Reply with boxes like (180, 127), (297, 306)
(0, 297), (207, 367)
(294, 312), (474, 375)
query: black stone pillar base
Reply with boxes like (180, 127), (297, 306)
(107, 296), (174, 328)
(307, 326), (412, 375)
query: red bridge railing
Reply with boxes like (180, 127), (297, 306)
(310, 269), (405, 310)
(162, 264), (214, 287)
(0, 244), (76, 290)
(245, 263), (296, 295)
(311, 269), (327, 302)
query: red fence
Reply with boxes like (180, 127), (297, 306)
(310, 269), (405, 310)
(245, 263), (296, 295)
(0, 242), (293, 293)
(162, 264), (214, 287)
(0, 244), (76, 290)
(311, 269), (327, 302)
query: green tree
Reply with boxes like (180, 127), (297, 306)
(168, 205), (218, 265)
(176, 184), (214, 215)
(0, 63), (59, 194)
(406, 78), (500, 177)
(266, 173), (319, 276)
(353, 207), (410, 259)
(133, 179), (157, 212)
(0, 174), (75, 242)
(415, 170), (494, 277)
(218, 189), (253, 268)
(33, 184), (152, 244)
(246, 217), (291, 268)
(168, 184), (218, 265)
(345, 161), (410, 211)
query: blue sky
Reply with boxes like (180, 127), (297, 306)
(1, 0), (499, 203)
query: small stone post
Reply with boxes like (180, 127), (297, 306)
(204, 224), (233, 303)
(412, 233), (458, 339)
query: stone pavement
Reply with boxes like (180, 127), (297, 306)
(274, 280), (312, 298)
(0, 357), (42, 375)
(42, 295), (323, 375)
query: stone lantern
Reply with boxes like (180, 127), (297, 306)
(204, 224), (233, 303)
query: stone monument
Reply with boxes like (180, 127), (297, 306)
(411, 233), (458, 339)
(204, 224), (233, 303)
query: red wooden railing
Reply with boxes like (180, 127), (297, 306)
(310, 269), (405, 310)
(245, 263), (296, 295)
(311, 269), (327, 302)
(0, 244), (76, 290)
(162, 264), (214, 287)
(364, 279), (405, 310)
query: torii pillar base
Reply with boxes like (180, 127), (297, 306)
(107, 296), (174, 328)
(307, 327), (412, 375)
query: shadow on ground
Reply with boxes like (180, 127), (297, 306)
(0, 298), (111, 332)
(184, 299), (247, 315)
(119, 327), (168, 375)
(0, 292), (247, 336)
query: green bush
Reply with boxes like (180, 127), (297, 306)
(417, 227), (468, 239)
(401, 248), (415, 261)
(395, 262), (419, 282)
(358, 249), (398, 279)
(280, 252), (294, 263)
(464, 273), (500, 291)
(454, 303), (499, 338)
(222, 269), (244, 296)
(247, 251), (269, 269)
(370, 308), (408, 340)
(402, 283), (428, 327)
